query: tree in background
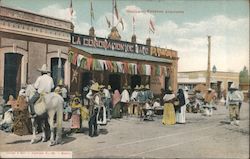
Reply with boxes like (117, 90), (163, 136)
(239, 66), (249, 83)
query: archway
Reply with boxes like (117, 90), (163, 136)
(109, 74), (121, 92)
(3, 53), (23, 100)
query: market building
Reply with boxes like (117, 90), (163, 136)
(0, 6), (73, 100)
(68, 29), (178, 95)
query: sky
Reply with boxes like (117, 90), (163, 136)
(2, 0), (249, 73)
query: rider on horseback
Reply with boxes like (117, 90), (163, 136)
(29, 64), (55, 117)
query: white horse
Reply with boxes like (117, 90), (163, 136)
(25, 85), (64, 146)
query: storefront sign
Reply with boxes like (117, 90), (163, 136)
(71, 33), (149, 55)
(150, 46), (177, 58)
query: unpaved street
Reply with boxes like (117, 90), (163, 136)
(0, 103), (249, 158)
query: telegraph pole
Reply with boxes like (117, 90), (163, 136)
(206, 36), (211, 89)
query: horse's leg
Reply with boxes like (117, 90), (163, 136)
(30, 117), (41, 144)
(48, 110), (56, 146)
(55, 104), (63, 145)
(41, 120), (47, 142)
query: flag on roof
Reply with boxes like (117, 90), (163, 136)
(149, 19), (155, 33)
(119, 18), (124, 30)
(105, 16), (111, 28)
(114, 0), (119, 20)
(90, 0), (94, 20)
(69, 0), (73, 20)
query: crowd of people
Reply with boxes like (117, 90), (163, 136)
(0, 64), (245, 139)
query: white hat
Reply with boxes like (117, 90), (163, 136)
(208, 88), (212, 91)
(230, 83), (238, 90)
(37, 64), (50, 73)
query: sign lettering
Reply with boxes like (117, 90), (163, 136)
(71, 33), (149, 55)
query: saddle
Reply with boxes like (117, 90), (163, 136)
(34, 94), (46, 116)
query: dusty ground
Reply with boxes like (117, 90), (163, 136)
(0, 102), (249, 158)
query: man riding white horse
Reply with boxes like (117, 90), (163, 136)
(29, 64), (54, 117)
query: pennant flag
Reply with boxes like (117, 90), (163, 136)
(149, 19), (155, 33)
(90, 1), (95, 20)
(114, 0), (119, 20)
(105, 16), (111, 28)
(119, 18), (124, 30)
(69, 0), (73, 19)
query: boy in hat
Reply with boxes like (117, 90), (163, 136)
(29, 64), (54, 117)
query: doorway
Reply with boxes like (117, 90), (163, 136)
(51, 58), (66, 85)
(165, 76), (170, 90)
(131, 75), (141, 90)
(3, 53), (23, 100)
(109, 74), (121, 92)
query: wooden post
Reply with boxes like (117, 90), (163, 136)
(206, 36), (211, 89)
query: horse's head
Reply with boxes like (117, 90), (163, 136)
(25, 84), (36, 101)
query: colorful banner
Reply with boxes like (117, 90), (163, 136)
(68, 50), (166, 76)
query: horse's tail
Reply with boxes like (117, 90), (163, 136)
(56, 96), (64, 143)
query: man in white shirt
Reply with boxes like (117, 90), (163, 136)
(29, 64), (54, 117)
(121, 85), (130, 117)
(102, 85), (112, 120)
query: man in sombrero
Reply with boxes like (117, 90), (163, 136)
(29, 64), (54, 117)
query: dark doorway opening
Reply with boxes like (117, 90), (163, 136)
(81, 72), (92, 92)
(131, 75), (141, 90)
(109, 74), (121, 92)
(51, 58), (66, 85)
(4, 53), (23, 101)
(165, 76), (170, 90)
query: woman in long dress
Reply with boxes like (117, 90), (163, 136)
(162, 90), (176, 125)
(176, 89), (186, 124)
(112, 90), (122, 118)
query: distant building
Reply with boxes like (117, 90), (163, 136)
(178, 71), (239, 98)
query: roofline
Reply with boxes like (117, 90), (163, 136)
(1, 5), (72, 24)
(178, 70), (239, 74)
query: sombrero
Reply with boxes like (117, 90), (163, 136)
(90, 83), (99, 92)
(145, 84), (150, 90)
(37, 64), (50, 73)
(134, 85), (139, 90)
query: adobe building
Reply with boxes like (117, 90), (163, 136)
(0, 6), (73, 100)
(68, 27), (179, 95)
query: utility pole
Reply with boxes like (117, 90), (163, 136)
(206, 36), (211, 89)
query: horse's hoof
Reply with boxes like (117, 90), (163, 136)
(49, 141), (56, 146)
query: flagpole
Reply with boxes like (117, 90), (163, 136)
(112, 0), (114, 27)
(90, 0), (93, 27)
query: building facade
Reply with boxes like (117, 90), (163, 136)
(69, 33), (178, 95)
(0, 6), (73, 100)
(178, 71), (239, 97)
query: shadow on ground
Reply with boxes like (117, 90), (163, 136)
(6, 140), (30, 144)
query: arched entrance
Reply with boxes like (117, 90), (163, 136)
(109, 74), (121, 92)
(3, 53), (23, 100)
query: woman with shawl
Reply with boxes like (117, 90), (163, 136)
(112, 90), (121, 118)
(176, 89), (186, 124)
(162, 88), (176, 125)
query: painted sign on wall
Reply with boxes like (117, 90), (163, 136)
(71, 33), (149, 55)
